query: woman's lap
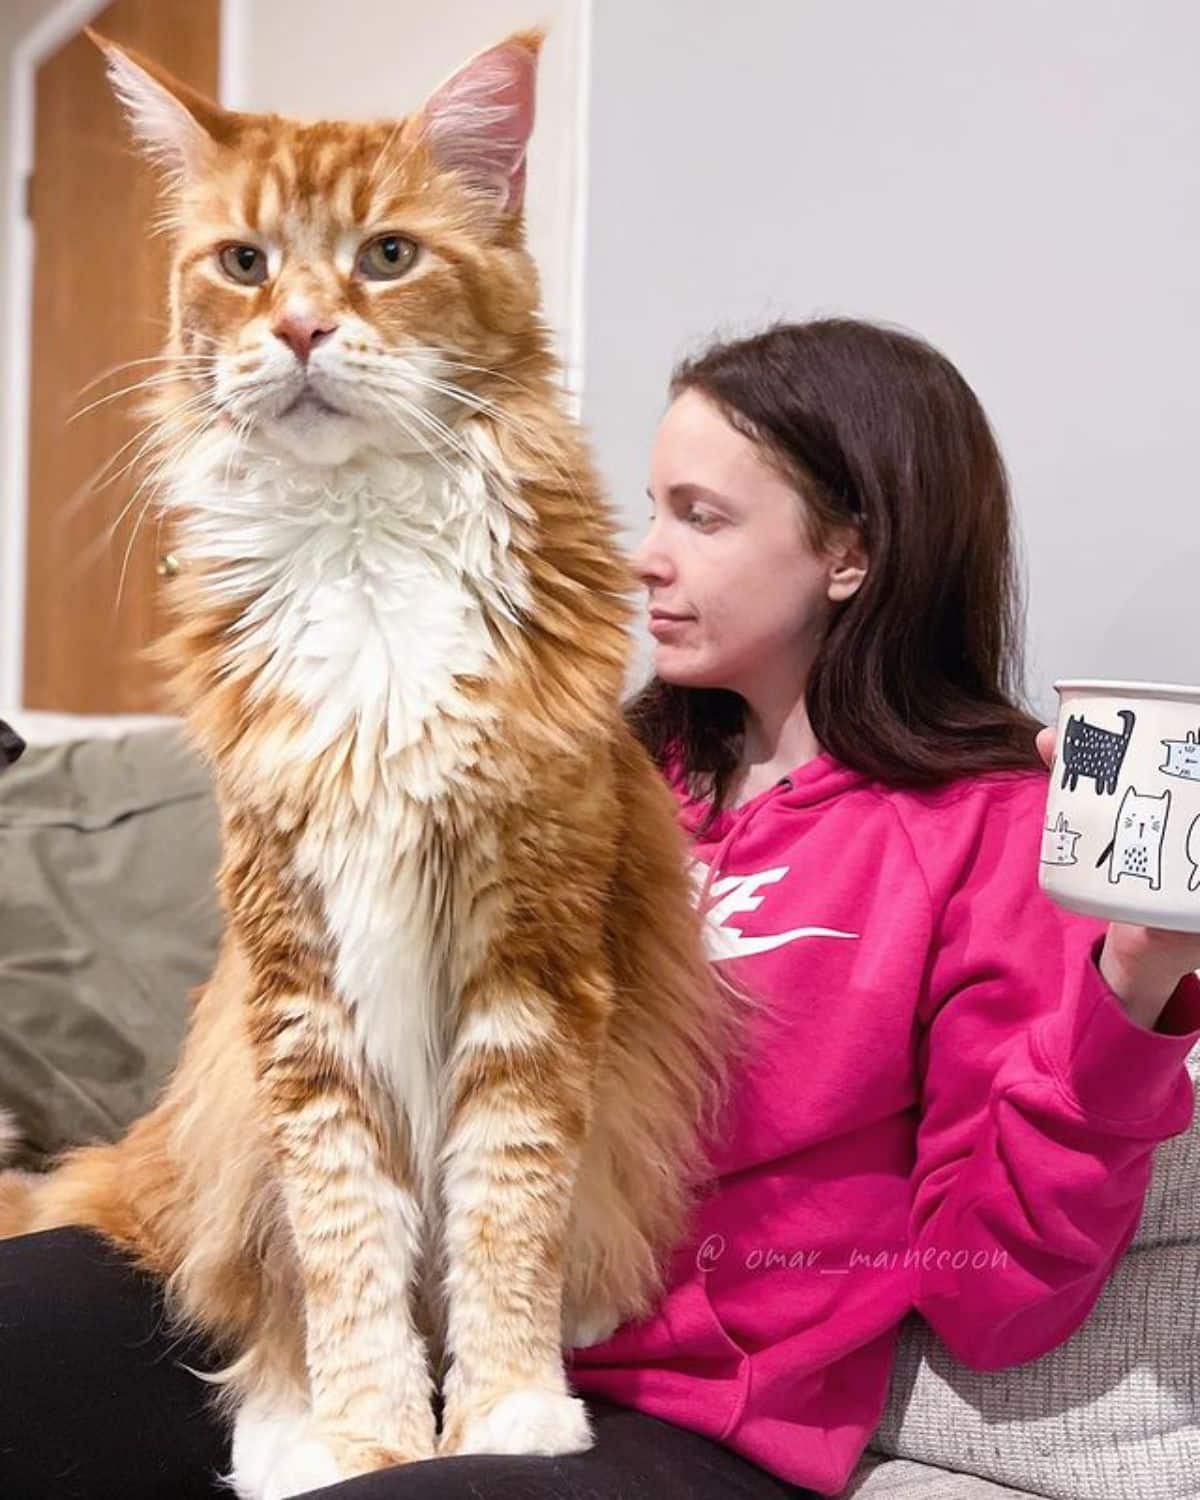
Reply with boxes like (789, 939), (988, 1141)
(301, 1400), (807, 1500)
(0, 1227), (813, 1500)
(0, 1224), (225, 1498)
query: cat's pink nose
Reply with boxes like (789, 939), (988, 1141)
(273, 313), (338, 363)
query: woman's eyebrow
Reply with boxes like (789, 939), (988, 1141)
(646, 483), (729, 504)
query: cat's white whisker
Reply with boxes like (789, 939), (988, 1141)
(351, 361), (592, 520)
(115, 410), (227, 611)
(60, 404), (196, 532)
(76, 353), (219, 399)
(68, 369), (214, 424)
(62, 395), (221, 588)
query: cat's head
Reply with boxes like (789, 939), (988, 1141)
(91, 28), (548, 469)
(1120, 785), (1168, 831)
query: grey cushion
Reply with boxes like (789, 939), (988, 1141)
(0, 726), (221, 1167)
(839, 1452), (1037, 1498)
(1134, 1042), (1200, 1249)
(872, 1044), (1200, 1500)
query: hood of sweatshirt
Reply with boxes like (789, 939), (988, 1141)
(666, 749), (874, 913)
(674, 749), (869, 823)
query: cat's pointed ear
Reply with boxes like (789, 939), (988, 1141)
(413, 29), (543, 217)
(87, 29), (229, 189)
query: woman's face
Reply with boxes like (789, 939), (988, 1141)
(630, 388), (864, 693)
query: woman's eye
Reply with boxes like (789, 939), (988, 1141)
(356, 234), (419, 281)
(688, 509), (718, 528)
(218, 244), (267, 286)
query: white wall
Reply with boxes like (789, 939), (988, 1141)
(582, 0), (1200, 718)
(0, 0), (83, 711)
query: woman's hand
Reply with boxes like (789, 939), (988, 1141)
(1036, 725), (1200, 1029)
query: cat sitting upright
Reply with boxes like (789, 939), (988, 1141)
(0, 30), (747, 1500)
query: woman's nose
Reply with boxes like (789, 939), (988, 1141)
(629, 524), (673, 585)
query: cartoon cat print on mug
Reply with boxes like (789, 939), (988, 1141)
(1038, 681), (1200, 933)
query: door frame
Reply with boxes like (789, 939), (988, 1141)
(1, 0), (245, 710)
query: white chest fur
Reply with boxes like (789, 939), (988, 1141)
(181, 443), (531, 767)
(295, 806), (455, 1196)
(178, 436), (532, 1189)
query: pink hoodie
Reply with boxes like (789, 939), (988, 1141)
(566, 750), (1200, 1495)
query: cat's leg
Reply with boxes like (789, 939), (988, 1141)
(436, 960), (610, 1458)
(250, 989), (437, 1485)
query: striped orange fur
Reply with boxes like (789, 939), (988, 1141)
(0, 29), (750, 1497)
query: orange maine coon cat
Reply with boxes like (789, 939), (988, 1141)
(0, 27), (744, 1500)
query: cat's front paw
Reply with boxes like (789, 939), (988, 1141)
(268, 1431), (430, 1499)
(438, 1386), (594, 1458)
(230, 1403), (436, 1500)
(257, 1431), (343, 1500)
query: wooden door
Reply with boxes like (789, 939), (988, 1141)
(22, 0), (219, 712)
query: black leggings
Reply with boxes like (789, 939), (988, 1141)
(0, 1228), (815, 1500)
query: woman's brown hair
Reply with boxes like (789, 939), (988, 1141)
(624, 317), (1045, 832)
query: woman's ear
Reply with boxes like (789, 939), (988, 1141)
(826, 528), (868, 603)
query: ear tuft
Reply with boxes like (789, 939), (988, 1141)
(86, 29), (218, 189)
(416, 29), (544, 217)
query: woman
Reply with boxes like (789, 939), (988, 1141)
(3, 317), (1197, 1500)
(567, 318), (1200, 1495)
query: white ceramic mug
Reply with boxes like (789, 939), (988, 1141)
(1039, 679), (1200, 933)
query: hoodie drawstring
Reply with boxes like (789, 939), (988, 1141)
(696, 777), (792, 913)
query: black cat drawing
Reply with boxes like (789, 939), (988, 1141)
(1059, 708), (1134, 796)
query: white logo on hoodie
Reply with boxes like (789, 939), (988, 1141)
(688, 859), (860, 961)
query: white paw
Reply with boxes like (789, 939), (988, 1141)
(260, 1437), (343, 1500)
(229, 1401), (306, 1499)
(455, 1388), (594, 1457)
(564, 1306), (621, 1349)
(228, 1401), (341, 1500)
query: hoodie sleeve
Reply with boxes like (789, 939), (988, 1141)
(905, 776), (1200, 1373)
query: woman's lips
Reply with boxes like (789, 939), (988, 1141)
(649, 614), (694, 637)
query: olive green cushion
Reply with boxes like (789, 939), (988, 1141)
(0, 726), (221, 1167)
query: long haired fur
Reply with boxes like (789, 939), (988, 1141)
(1, 28), (752, 1497)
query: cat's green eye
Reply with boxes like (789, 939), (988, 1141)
(356, 234), (419, 281)
(218, 244), (267, 287)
